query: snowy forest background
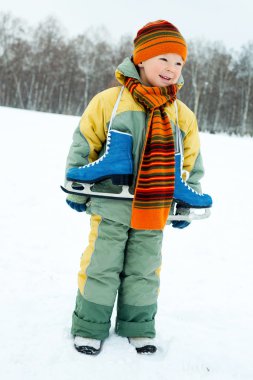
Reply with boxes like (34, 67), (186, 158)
(1, 12), (253, 136)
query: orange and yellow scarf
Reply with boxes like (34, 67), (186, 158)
(125, 77), (177, 230)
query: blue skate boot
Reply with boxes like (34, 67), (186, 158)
(173, 153), (212, 208)
(66, 130), (133, 186)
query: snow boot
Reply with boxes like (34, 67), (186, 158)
(66, 130), (133, 186)
(128, 337), (157, 354)
(74, 336), (102, 355)
(173, 153), (212, 208)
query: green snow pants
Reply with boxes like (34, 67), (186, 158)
(71, 214), (163, 340)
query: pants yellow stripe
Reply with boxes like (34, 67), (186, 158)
(78, 214), (102, 295)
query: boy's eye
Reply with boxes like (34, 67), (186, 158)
(159, 58), (182, 66)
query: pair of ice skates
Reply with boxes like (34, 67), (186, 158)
(61, 128), (212, 222)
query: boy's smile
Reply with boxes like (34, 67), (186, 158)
(137, 53), (184, 87)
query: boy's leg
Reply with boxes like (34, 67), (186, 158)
(115, 228), (163, 338)
(71, 214), (129, 340)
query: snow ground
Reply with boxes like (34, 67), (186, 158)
(0, 106), (253, 380)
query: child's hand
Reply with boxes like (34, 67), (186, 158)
(66, 199), (86, 212)
(172, 206), (191, 229)
(172, 220), (190, 229)
(66, 194), (87, 212)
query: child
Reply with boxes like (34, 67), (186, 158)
(64, 20), (206, 355)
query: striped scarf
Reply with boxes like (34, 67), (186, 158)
(125, 77), (177, 230)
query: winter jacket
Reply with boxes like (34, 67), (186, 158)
(65, 57), (204, 226)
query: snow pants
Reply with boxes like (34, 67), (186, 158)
(71, 214), (163, 340)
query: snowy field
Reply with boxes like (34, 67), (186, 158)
(0, 106), (253, 380)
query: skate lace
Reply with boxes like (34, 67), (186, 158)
(177, 154), (203, 196)
(180, 177), (203, 196)
(78, 133), (111, 169)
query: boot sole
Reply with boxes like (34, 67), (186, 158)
(136, 345), (157, 354)
(74, 344), (102, 355)
(174, 198), (212, 208)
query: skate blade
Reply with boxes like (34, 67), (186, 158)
(168, 208), (211, 222)
(61, 181), (134, 199)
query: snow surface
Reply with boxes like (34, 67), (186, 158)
(0, 106), (253, 380)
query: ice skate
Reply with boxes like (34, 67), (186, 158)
(173, 152), (212, 209)
(169, 101), (212, 221)
(74, 336), (102, 355)
(62, 129), (134, 199)
(128, 337), (157, 354)
(166, 153), (212, 222)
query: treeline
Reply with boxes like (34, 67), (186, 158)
(1, 12), (253, 135)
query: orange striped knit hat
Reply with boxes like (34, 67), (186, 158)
(133, 20), (187, 64)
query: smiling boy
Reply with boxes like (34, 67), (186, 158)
(64, 20), (205, 355)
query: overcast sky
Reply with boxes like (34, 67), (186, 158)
(1, 0), (252, 49)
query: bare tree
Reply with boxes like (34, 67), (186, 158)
(235, 42), (253, 135)
(0, 12), (29, 107)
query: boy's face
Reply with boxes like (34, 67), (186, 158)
(137, 53), (184, 87)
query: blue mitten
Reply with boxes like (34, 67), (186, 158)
(172, 207), (191, 229)
(66, 194), (87, 212)
(66, 199), (86, 212)
(172, 220), (190, 229)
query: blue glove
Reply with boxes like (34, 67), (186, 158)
(66, 199), (86, 212)
(171, 206), (191, 229)
(172, 220), (190, 229)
